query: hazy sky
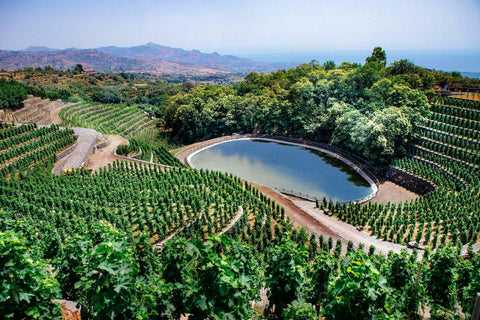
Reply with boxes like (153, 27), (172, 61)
(1, 0), (479, 55)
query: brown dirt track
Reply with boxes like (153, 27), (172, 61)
(84, 135), (128, 171)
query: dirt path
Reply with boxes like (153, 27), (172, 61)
(253, 184), (340, 239)
(84, 135), (128, 171)
(49, 102), (70, 125)
(369, 180), (419, 204)
(293, 200), (408, 254)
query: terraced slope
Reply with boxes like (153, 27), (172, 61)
(0, 95), (68, 125)
(60, 103), (156, 137)
(0, 123), (77, 178)
(59, 102), (182, 166)
(320, 98), (480, 249)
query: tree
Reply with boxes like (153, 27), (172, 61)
(0, 78), (28, 109)
(323, 60), (336, 71)
(366, 47), (387, 67)
(74, 64), (84, 74)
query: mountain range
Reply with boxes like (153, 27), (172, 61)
(0, 43), (287, 75)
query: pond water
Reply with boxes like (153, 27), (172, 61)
(189, 139), (374, 202)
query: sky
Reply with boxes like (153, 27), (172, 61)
(1, 0), (479, 70)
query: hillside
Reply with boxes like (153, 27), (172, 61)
(97, 42), (279, 72)
(0, 49), (224, 75)
(2, 56), (480, 319)
(0, 43), (283, 75)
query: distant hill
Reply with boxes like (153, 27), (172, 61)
(97, 42), (276, 72)
(461, 72), (480, 79)
(0, 43), (284, 75)
(22, 46), (59, 53)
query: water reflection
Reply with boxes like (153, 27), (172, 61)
(190, 139), (372, 202)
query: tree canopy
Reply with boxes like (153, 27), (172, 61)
(163, 54), (431, 167)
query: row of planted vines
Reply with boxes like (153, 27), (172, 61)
(2, 159), (480, 319)
(0, 160), (285, 251)
(318, 98), (480, 250)
(0, 123), (76, 178)
(59, 103), (156, 137)
(116, 137), (183, 167)
(59, 102), (181, 166)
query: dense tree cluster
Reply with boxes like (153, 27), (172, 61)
(164, 58), (431, 166)
(0, 78), (28, 109)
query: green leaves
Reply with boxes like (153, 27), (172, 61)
(321, 251), (391, 319)
(0, 231), (62, 319)
(265, 239), (310, 317)
(426, 246), (458, 309)
(160, 235), (262, 320)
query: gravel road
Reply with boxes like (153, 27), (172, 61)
(53, 127), (101, 174)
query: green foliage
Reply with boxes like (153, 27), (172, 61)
(116, 137), (183, 166)
(282, 298), (318, 320)
(0, 124), (76, 178)
(0, 78), (28, 109)
(426, 247), (458, 309)
(163, 58), (430, 166)
(366, 46), (387, 67)
(0, 230), (61, 319)
(75, 222), (139, 320)
(74, 64), (84, 74)
(265, 239), (309, 317)
(160, 236), (262, 320)
(91, 88), (122, 104)
(308, 250), (335, 307)
(321, 251), (391, 319)
(323, 60), (336, 71)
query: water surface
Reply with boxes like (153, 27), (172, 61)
(189, 139), (373, 202)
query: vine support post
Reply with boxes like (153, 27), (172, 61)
(471, 293), (480, 320)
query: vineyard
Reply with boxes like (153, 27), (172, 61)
(1, 161), (480, 318)
(0, 123), (76, 178)
(59, 103), (157, 138)
(1, 93), (480, 318)
(318, 97), (480, 250)
(0, 95), (65, 125)
(59, 102), (181, 166)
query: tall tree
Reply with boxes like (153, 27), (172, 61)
(366, 47), (387, 67)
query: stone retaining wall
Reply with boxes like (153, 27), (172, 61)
(386, 166), (436, 195)
(55, 141), (78, 161)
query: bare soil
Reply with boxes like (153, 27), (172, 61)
(84, 135), (128, 171)
(450, 92), (480, 101)
(253, 183), (340, 239)
(368, 180), (419, 204)
(49, 102), (68, 125)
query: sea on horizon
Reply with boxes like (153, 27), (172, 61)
(235, 48), (480, 75)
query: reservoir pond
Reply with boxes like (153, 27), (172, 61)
(189, 139), (373, 202)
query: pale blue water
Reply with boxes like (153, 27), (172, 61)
(237, 49), (480, 73)
(190, 139), (373, 202)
